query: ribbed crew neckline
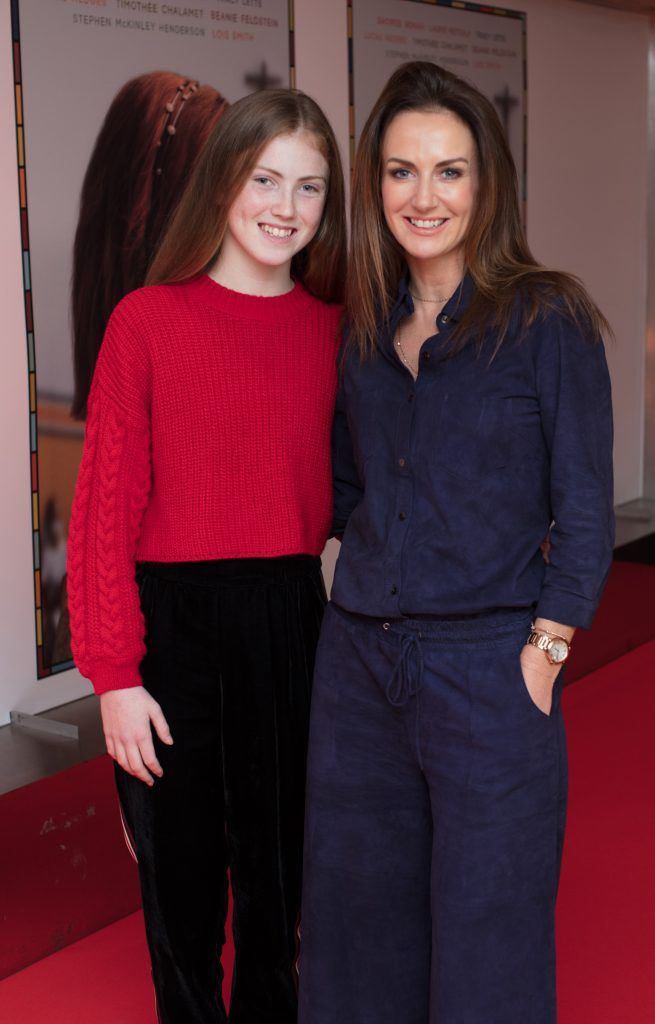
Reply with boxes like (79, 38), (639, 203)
(184, 274), (314, 322)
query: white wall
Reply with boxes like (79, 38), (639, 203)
(0, 0), (649, 723)
(522, 0), (648, 504)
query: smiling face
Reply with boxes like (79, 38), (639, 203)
(381, 109), (477, 279)
(220, 130), (328, 285)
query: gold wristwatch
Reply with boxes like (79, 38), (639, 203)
(526, 626), (571, 665)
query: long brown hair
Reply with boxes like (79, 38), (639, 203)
(146, 88), (346, 305)
(349, 61), (611, 358)
(71, 72), (228, 419)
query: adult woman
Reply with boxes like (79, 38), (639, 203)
(68, 88), (345, 1024)
(299, 62), (613, 1024)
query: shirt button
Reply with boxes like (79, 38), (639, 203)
(390, 585), (398, 595)
(398, 457), (406, 468)
(398, 512), (407, 521)
(422, 352), (431, 362)
(408, 392), (415, 402)
(440, 314), (450, 324)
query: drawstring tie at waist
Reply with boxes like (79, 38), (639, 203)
(386, 631), (424, 707)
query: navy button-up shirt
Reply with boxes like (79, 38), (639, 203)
(331, 276), (614, 629)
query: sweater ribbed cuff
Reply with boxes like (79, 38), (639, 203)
(85, 659), (144, 695)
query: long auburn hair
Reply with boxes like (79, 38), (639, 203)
(146, 88), (346, 305)
(348, 61), (611, 358)
(71, 71), (228, 419)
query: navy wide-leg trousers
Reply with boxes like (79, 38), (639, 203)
(299, 603), (567, 1024)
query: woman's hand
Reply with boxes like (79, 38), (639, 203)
(519, 643), (562, 716)
(100, 687), (173, 786)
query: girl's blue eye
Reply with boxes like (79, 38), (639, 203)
(300, 183), (321, 194)
(441, 167), (462, 180)
(254, 175), (273, 186)
(391, 168), (412, 179)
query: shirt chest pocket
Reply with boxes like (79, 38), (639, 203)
(432, 393), (510, 479)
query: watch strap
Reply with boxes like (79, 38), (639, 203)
(526, 628), (571, 664)
(527, 630), (553, 653)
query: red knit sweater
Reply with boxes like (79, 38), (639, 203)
(67, 276), (341, 694)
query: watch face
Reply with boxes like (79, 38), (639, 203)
(549, 639), (569, 663)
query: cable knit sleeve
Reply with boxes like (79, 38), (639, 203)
(67, 298), (152, 694)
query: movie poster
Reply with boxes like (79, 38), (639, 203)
(13, 0), (292, 674)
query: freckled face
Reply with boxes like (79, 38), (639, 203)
(381, 110), (477, 275)
(223, 131), (329, 273)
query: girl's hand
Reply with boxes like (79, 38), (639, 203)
(100, 687), (173, 786)
(519, 643), (561, 716)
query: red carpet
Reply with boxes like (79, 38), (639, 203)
(0, 910), (232, 1023)
(556, 639), (655, 1022)
(1, 640), (653, 1022)
(0, 913), (155, 1024)
(566, 560), (655, 681)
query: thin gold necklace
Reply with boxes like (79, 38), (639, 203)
(409, 288), (449, 304)
(395, 320), (417, 376)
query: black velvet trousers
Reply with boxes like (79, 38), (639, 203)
(115, 556), (326, 1024)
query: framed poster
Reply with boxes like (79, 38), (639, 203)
(10, 0), (295, 677)
(349, 0), (526, 195)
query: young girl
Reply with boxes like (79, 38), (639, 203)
(67, 88), (345, 1024)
